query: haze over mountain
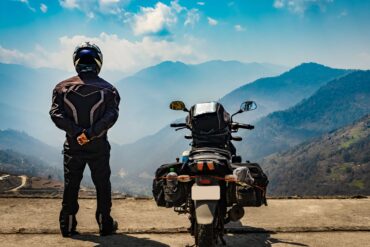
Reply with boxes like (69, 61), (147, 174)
(0, 63), (70, 145)
(0, 149), (62, 180)
(220, 63), (349, 123)
(0, 61), (285, 145)
(237, 70), (370, 161)
(261, 114), (370, 196)
(113, 60), (286, 143)
(0, 129), (61, 167)
(1, 62), (368, 196)
(106, 63), (358, 195)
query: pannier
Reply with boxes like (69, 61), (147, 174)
(152, 162), (189, 208)
(187, 102), (231, 149)
(229, 162), (269, 207)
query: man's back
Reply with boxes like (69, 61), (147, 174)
(50, 72), (120, 155)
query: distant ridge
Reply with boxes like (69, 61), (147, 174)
(221, 62), (349, 123)
(113, 60), (286, 143)
(0, 129), (61, 167)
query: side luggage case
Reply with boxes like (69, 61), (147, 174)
(230, 162), (269, 207)
(152, 162), (189, 208)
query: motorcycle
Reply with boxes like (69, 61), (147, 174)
(153, 100), (268, 247)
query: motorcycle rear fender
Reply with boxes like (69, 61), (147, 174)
(194, 200), (218, 225)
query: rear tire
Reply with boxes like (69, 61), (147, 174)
(197, 224), (215, 247)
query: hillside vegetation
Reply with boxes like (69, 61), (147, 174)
(238, 70), (370, 161)
(221, 62), (349, 123)
(262, 114), (370, 196)
(0, 149), (62, 179)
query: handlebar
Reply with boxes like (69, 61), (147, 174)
(232, 123), (254, 130)
(170, 123), (187, 128)
(231, 136), (243, 141)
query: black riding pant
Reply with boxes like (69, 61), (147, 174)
(59, 151), (113, 233)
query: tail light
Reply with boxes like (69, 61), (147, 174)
(197, 162), (204, 171)
(198, 178), (212, 185)
(196, 161), (215, 171)
(225, 174), (237, 182)
(178, 175), (191, 182)
(206, 161), (215, 171)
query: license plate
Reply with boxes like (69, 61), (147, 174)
(191, 185), (220, 200)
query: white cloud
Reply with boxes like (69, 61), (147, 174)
(100, 0), (120, 3)
(132, 1), (182, 36)
(0, 45), (35, 65)
(273, 0), (334, 14)
(274, 0), (284, 8)
(98, 0), (127, 15)
(207, 17), (218, 26)
(0, 33), (204, 73)
(171, 0), (185, 13)
(59, 0), (128, 16)
(234, 24), (246, 32)
(40, 3), (48, 13)
(184, 9), (200, 27)
(58, 0), (198, 35)
(197, 2), (205, 6)
(19, 0), (36, 12)
(59, 0), (79, 9)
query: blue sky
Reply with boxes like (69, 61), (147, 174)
(0, 0), (369, 75)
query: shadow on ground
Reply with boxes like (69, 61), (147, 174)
(223, 232), (309, 247)
(223, 224), (309, 247)
(72, 233), (170, 247)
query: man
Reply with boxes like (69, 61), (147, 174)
(50, 42), (120, 237)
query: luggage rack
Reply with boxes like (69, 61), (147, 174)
(189, 147), (231, 160)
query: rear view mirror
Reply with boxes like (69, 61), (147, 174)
(170, 101), (187, 111)
(240, 101), (257, 112)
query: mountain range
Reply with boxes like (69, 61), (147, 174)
(261, 114), (370, 196)
(220, 62), (349, 123)
(113, 60), (286, 143)
(237, 70), (370, 161)
(108, 63), (367, 195)
(1, 61), (369, 196)
(0, 129), (61, 167)
(0, 149), (62, 180)
(0, 61), (286, 145)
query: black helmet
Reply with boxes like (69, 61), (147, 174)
(73, 42), (103, 74)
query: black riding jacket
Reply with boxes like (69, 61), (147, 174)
(50, 72), (120, 155)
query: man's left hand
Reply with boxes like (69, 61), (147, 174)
(77, 132), (90, 146)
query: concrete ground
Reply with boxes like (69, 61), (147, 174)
(0, 197), (369, 246)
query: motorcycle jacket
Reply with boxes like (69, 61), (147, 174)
(50, 72), (120, 155)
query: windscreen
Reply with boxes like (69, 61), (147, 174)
(193, 102), (218, 116)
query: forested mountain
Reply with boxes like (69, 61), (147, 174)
(237, 70), (370, 161)
(0, 129), (61, 167)
(220, 62), (349, 123)
(0, 149), (62, 179)
(261, 114), (370, 196)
